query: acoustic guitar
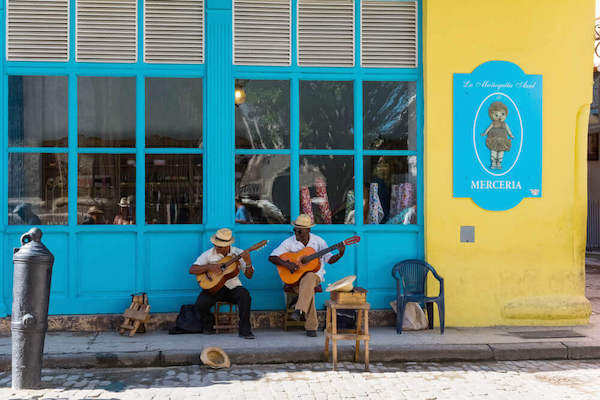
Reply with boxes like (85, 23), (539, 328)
(276, 236), (361, 285)
(196, 240), (268, 293)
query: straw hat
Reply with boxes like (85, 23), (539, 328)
(118, 197), (130, 207)
(326, 275), (356, 292)
(87, 206), (104, 215)
(200, 346), (231, 369)
(210, 228), (235, 247)
(292, 214), (315, 229)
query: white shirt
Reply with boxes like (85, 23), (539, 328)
(270, 233), (332, 282)
(193, 246), (247, 290)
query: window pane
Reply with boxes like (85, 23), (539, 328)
(78, 154), (136, 224)
(146, 155), (203, 224)
(78, 77), (136, 147)
(236, 155), (290, 224)
(8, 153), (68, 225)
(8, 76), (68, 147)
(363, 81), (417, 150)
(299, 155), (354, 224)
(235, 79), (290, 149)
(364, 156), (417, 225)
(300, 81), (354, 149)
(146, 78), (203, 148)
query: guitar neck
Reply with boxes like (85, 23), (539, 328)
(303, 242), (342, 263)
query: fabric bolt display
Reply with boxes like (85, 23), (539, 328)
(401, 183), (415, 209)
(314, 178), (332, 224)
(386, 206), (416, 225)
(368, 183), (384, 224)
(300, 186), (314, 220)
(389, 184), (403, 218)
(344, 190), (355, 224)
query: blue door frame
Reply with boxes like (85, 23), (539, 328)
(0, 0), (423, 316)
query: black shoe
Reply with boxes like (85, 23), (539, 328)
(306, 330), (317, 337)
(168, 327), (202, 335)
(289, 310), (303, 321)
(239, 332), (256, 340)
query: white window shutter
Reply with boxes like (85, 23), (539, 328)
(7, 0), (69, 61)
(361, 0), (418, 68)
(76, 0), (137, 63)
(298, 0), (354, 67)
(233, 0), (291, 66)
(144, 0), (204, 64)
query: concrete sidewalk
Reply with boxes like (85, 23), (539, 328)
(0, 264), (597, 370)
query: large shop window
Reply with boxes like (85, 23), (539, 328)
(145, 78), (204, 224)
(8, 75), (69, 225)
(235, 80), (291, 224)
(363, 81), (417, 225)
(300, 81), (354, 224)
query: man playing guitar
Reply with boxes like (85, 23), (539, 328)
(189, 228), (256, 339)
(268, 214), (345, 337)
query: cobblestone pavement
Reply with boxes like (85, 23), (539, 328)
(0, 360), (599, 400)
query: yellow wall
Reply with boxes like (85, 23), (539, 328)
(424, 0), (594, 325)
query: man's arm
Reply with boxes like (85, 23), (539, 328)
(268, 255), (299, 272)
(240, 250), (254, 279)
(189, 263), (221, 275)
(327, 243), (346, 264)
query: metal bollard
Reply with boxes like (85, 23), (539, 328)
(11, 228), (54, 390)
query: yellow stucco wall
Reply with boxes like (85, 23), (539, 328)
(423, 0), (594, 325)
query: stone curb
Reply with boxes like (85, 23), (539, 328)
(1, 342), (598, 370)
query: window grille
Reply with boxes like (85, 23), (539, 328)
(7, 0), (69, 61)
(144, 0), (204, 64)
(76, 0), (137, 63)
(361, 0), (418, 68)
(297, 0), (354, 67)
(233, 0), (291, 66)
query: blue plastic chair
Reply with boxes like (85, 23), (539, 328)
(391, 259), (445, 334)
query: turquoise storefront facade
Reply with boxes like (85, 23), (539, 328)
(0, 0), (423, 317)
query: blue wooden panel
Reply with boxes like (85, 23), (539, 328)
(366, 232), (419, 290)
(3, 232), (69, 310)
(77, 233), (136, 295)
(145, 232), (202, 293)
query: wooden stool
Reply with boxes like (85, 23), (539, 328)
(119, 293), (150, 337)
(213, 301), (237, 333)
(324, 300), (370, 371)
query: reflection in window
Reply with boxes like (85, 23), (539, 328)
(8, 153), (68, 225)
(300, 81), (354, 149)
(8, 76), (68, 147)
(78, 77), (136, 147)
(146, 155), (203, 224)
(78, 154), (136, 224)
(299, 156), (354, 224)
(235, 80), (290, 149)
(364, 156), (417, 225)
(363, 81), (417, 150)
(235, 155), (290, 224)
(146, 78), (203, 148)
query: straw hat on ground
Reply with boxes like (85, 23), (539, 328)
(210, 228), (235, 247)
(326, 275), (356, 292)
(292, 214), (315, 229)
(200, 346), (231, 369)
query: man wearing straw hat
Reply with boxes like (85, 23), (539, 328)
(189, 228), (256, 339)
(268, 214), (345, 337)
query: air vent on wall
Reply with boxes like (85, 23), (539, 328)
(7, 0), (69, 61)
(298, 0), (354, 67)
(233, 0), (291, 66)
(76, 0), (137, 63)
(361, 0), (418, 68)
(144, 0), (204, 64)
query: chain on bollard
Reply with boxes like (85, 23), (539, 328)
(11, 227), (54, 390)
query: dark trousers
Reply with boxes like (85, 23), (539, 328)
(195, 286), (252, 335)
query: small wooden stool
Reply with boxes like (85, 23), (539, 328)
(324, 300), (370, 371)
(213, 301), (237, 333)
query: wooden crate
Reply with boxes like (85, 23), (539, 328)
(330, 290), (366, 305)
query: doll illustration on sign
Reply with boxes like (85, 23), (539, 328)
(481, 101), (515, 169)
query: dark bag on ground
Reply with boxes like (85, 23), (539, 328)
(336, 309), (357, 330)
(171, 304), (215, 333)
